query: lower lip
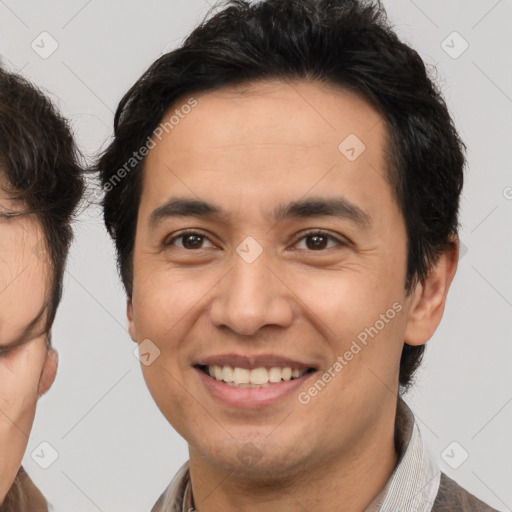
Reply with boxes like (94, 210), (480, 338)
(194, 367), (316, 408)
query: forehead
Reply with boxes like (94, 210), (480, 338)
(140, 79), (392, 219)
(154, 79), (384, 154)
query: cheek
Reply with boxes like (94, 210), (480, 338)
(132, 272), (195, 391)
(132, 265), (217, 340)
(0, 347), (44, 426)
(0, 290), (47, 344)
(141, 364), (186, 405)
(0, 248), (49, 342)
(289, 263), (407, 389)
(291, 261), (403, 333)
(0, 366), (38, 500)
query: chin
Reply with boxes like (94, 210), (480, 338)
(196, 436), (309, 481)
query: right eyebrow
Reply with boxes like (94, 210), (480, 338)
(149, 197), (231, 227)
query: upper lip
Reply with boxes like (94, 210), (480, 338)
(194, 353), (317, 371)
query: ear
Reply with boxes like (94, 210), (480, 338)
(127, 299), (137, 343)
(404, 236), (459, 346)
(38, 348), (58, 396)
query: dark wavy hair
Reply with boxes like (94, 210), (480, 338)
(95, 0), (466, 391)
(0, 66), (84, 511)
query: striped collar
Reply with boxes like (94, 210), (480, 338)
(151, 397), (440, 512)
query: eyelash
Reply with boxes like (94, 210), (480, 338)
(163, 229), (347, 252)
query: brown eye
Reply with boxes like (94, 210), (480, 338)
(181, 233), (205, 249)
(305, 233), (329, 250)
(164, 230), (215, 250)
(294, 230), (346, 251)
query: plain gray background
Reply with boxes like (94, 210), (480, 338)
(1, 0), (511, 511)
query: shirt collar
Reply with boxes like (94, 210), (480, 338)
(376, 398), (440, 512)
(153, 397), (440, 512)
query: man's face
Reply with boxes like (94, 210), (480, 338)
(128, 80), (418, 478)
(0, 180), (56, 501)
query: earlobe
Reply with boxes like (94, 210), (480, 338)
(38, 348), (58, 396)
(127, 299), (137, 343)
(404, 237), (459, 347)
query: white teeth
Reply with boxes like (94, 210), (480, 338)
(233, 367), (250, 385)
(204, 365), (309, 386)
(250, 367), (268, 385)
(268, 367), (282, 383)
(214, 365), (223, 381)
(222, 365), (234, 382)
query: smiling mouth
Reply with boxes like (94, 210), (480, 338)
(196, 364), (316, 388)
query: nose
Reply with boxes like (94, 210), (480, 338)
(208, 251), (294, 337)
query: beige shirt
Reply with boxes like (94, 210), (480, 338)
(0, 466), (47, 512)
(151, 397), (441, 512)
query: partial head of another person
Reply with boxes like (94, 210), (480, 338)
(0, 66), (84, 507)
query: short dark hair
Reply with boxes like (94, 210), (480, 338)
(0, 66), (84, 333)
(95, 0), (466, 390)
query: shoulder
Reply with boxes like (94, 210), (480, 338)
(1, 467), (47, 512)
(432, 472), (500, 512)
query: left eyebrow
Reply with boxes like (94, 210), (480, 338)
(273, 196), (372, 229)
(148, 195), (372, 230)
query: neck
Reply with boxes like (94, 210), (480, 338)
(187, 401), (399, 512)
